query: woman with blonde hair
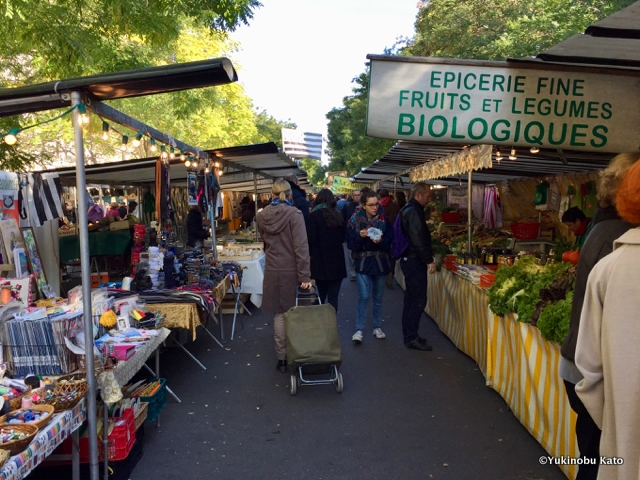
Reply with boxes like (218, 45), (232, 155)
(559, 151), (639, 480)
(257, 179), (312, 372)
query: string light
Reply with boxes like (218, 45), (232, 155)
(192, 159), (199, 169)
(133, 132), (143, 148)
(160, 145), (168, 159)
(204, 167), (210, 173)
(3, 128), (19, 145)
(77, 103), (90, 125)
(120, 135), (129, 152)
(150, 138), (158, 153)
(169, 146), (175, 159)
(180, 149), (186, 161)
(184, 159), (191, 168)
(217, 169), (224, 177)
(101, 121), (110, 140)
(530, 146), (540, 154)
(509, 147), (517, 161)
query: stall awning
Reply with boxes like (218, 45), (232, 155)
(511, 1), (640, 70)
(49, 142), (309, 193)
(0, 58), (238, 118)
(352, 141), (614, 186)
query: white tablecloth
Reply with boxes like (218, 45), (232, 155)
(235, 254), (265, 308)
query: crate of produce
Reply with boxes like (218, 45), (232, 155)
(510, 222), (540, 240)
(480, 274), (496, 289)
(137, 379), (166, 424)
(441, 212), (461, 223)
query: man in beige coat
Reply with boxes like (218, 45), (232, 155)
(575, 161), (640, 480)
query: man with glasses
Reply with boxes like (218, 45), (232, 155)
(342, 190), (361, 281)
(398, 182), (436, 351)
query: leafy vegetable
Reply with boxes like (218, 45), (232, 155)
(537, 292), (573, 343)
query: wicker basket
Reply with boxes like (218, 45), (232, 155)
(33, 380), (89, 412)
(0, 449), (9, 469)
(134, 403), (148, 431)
(0, 405), (55, 431)
(8, 388), (32, 411)
(0, 424), (38, 455)
(510, 222), (541, 240)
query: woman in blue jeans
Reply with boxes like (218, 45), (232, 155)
(346, 190), (394, 343)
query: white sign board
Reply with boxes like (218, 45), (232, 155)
(366, 57), (640, 153)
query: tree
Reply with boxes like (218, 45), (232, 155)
(407, 0), (636, 60)
(252, 110), (296, 149)
(326, 70), (394, 176)
(300, 158), (326, 187)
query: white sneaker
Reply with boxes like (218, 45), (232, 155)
(352, 330), (363, 343)
(373, 328), (386, 339)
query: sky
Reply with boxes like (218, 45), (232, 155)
(231, 0), (420, 136)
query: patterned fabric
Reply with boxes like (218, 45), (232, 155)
(97, 327), (170, 404)
(348, 207), (388, 234)
(26, 173), (64, 227)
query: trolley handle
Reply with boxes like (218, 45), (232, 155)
(296, 284), (320, 305)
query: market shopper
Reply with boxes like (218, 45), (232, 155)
(283, 174), (311, 224)
(106, 201), (121, 219)
(307, 189), (347, 313)
(346, 189), (393, 343)
(575, 159), (640, 480)
(562, 207), (592, 248)
(257, 180), (311, 372)
(559, 153), (638, 480)
(342, 189), (361, 281)
(398, 182), (436, 351)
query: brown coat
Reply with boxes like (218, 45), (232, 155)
(257, 203), (311, 314)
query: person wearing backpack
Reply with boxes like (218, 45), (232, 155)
(394, 182), (436, 351)
(346, 190), (394, 344)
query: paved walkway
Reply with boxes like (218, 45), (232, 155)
(132, 278), (567, 480)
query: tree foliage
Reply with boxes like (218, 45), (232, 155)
(326, 70), (394, 176)
(407, 0), (636, 60)
(300, 158), (326, 187)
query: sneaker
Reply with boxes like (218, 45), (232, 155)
(352, 330), (363, 343)
(405, 338), (433, 351)
(373, 328), (386, 339)
(417, 337), (428, 345)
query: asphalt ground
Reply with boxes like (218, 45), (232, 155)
(129, 277), (567, 480)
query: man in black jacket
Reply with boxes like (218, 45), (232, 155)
(186, 205), (210, 247)
(284, 174), (310, 224)
(399, 182), (435, 351)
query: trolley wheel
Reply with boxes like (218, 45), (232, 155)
(335, 373), (344, 393)
(290, 375), (297, 396)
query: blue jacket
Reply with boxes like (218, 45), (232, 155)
(288, 182), (310, 224)
(346, 210), (394, 276)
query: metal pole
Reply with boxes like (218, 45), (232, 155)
(467, 169), (473, 254)
(393, 176), (397, 199)
(254, 172), (259, 242)
(209, 165), (217, 260)
(71, 91), (99, 480)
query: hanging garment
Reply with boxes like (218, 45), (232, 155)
(483, 186), (499, 229)
(27, 173), (64, 227)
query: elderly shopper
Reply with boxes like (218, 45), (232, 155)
(575, 159), (640, 480)
(257, 180), (311, 372)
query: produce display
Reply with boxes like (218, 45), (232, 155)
(486, 256), (575, 343)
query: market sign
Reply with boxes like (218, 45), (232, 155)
(330, 176), (367, 194)
(366, 56), (640, 153)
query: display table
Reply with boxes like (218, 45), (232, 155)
(0, 399), (86, 480)
(146, 304), (201, 342)
(396, 266), (578, 480)
(59, 230), (132, 263)
(97, 327), (171, 404)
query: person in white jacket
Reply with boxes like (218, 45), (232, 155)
(575, 160), (640, 480)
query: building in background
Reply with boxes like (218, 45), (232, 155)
(281, 128), (324, 161)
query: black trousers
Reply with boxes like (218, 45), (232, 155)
(315, 279), (343, 314)
(400, 258), (427, 343)
(563, 380), (601, 480)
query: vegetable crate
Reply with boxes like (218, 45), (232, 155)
(441, 212), (461, 223)
(510, 222), (540, 240)
(141, 378), (167, 423)
(79, 408), (136, 462)
(480, 274), (496, 289)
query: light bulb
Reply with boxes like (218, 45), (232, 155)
(120, 135), (129, 152)
(192, 161), (199, 169)
(205, 167), (210, 173)
(184, 160), (191, 168)
(509, 147), (517, 160)
(530, 146), (540, 154)
(3, 128), (19, 145)
(217, 169), (223, 177)
(160, 145), (168, 159)
(169, 147), (175, 159)
(101, 121), (109, 140)
(77, 103), (90, 124)
(180, 150), (186, 161)
(150, 138), (157, 152)
(133, 132), (143, 147)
